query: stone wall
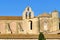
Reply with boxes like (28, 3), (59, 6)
(0, 39), (60, 40)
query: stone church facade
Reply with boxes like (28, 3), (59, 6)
(0, 6), (59, 34)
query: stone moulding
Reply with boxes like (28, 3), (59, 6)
(0, 34), (59, 39)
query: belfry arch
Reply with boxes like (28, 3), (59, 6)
(22, 6), (34, 19)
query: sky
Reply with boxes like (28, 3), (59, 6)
(0, 0), (60, 16)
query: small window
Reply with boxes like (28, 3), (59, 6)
(29, 20), (32, 30)
(59, 23), (60, 30)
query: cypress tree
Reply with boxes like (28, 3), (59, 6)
(38, 32), (46, 40)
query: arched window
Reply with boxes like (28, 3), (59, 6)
(29, 20), (32, 30)
(29, 12), (31, 19)
(27, 7), (29, 11)
(26, 12), (31, 19)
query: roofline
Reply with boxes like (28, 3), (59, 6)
(0, 34), (59, 39)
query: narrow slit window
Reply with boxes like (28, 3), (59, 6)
(59, 23), (60, 30)
(29, 21), (32, 30)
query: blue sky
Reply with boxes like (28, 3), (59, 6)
(0, 0), (60, 16)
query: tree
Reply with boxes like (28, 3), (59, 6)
(38, 32), (46, 40)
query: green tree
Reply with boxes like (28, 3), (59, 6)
(38, 32), (46, 40)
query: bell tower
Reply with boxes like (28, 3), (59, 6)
(52, 10), (59, 31)
(22, 6), (34, 20)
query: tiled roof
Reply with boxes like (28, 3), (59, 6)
(39, 13), (51, 17)
(0, 16), (22, 20)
